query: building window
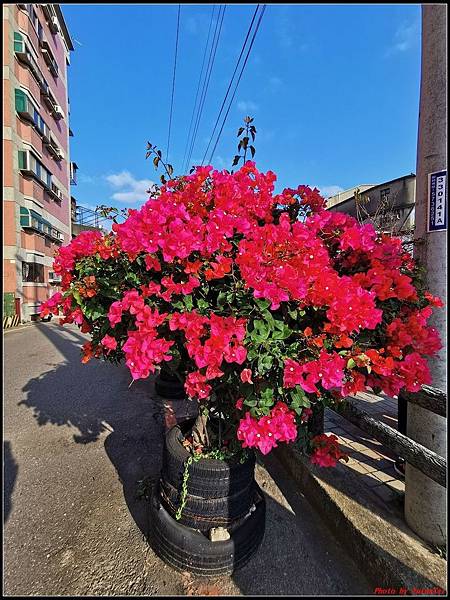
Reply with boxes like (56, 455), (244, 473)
(22, 262), (44, 283)
(18, 149), (52, 189)
(380, 188), (390, 202)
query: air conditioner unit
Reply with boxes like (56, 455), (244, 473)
(49, 273), (62, 283)
(49, 16), (60, 34)
(40, 80), (50, 96)
(55, 148), (64, 161)
(53, 104), (64, 119)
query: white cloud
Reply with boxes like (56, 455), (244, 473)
(237, 100), (259, 112)
(317, 185), (345, 198)
(105, 170), (155, 203)
(385, 20), (419, 57)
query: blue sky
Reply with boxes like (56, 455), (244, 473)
(62, 3), (421, 212)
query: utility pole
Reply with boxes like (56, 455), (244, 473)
(405, 4), (447, 546)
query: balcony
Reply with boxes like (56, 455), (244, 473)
(70, 162), (78, 185)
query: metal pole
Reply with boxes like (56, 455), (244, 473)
(405, 4), (447, 546)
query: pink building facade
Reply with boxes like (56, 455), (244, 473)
(3, 4), (74, 322)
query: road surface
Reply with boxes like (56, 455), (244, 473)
(4, 322), (371, 595)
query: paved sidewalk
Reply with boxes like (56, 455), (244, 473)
(325, 392), (404, 513)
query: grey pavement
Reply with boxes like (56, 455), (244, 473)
(4, 322), (372, 596)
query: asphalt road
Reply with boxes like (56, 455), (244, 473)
(4, 322), (371, 596)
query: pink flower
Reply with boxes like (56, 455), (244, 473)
(108, 301), (124, 327)
(240, 369), (253, 384)
(101, 335), (117, 351)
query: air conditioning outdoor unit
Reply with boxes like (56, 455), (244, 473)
(55, 148), (64, 161)
(49, 16), (60, 33)
(53, 104), (64, 119)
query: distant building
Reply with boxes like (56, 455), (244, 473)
(3, 4), (74, 322)
(326, 174), (416, 236)
(71, 198), (106, 238)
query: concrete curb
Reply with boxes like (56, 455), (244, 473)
(275, 444), (447, 593)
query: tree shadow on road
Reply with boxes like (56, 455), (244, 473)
(19, 323), (166, 538)
(4, 441), (18, 524)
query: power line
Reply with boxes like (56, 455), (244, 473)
(184, 5), (225, 172)
(166, 5), (181, 164)
(184, 5), (226, 172)
(181, 5), (216, 172)
(207, 5), (266, 166)
(201, 5), (260, 166)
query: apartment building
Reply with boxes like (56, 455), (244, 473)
(3, 4), (75, 322)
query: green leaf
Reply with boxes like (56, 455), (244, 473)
(289, 385), (311, 408)
(255, 298), (270, 310)
(253, 320), (270, 340)
(232, 155), (241, 167)
(197, 299), (209, 311)
(217, 291), (227, 306)
(183, 295), (193, 311)
(250, 145), (255, 158)
(347, 358), (356, 369)
(257, 354), (273, 374)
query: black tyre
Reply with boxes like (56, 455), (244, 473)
(162, 421), (256, 499)
(159, 369), (182, 383)
(159, 478), (255, 531)
(149, 484), (266, 576)
(307, 404), (324, 437)
(155, 375), (186, 399)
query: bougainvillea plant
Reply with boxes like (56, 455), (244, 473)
(41, 160), (443, 468)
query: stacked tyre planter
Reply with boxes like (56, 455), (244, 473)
(307, 404), (325, 437)
(155, 368), (186, 399)
(149, 419), (266, 576)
